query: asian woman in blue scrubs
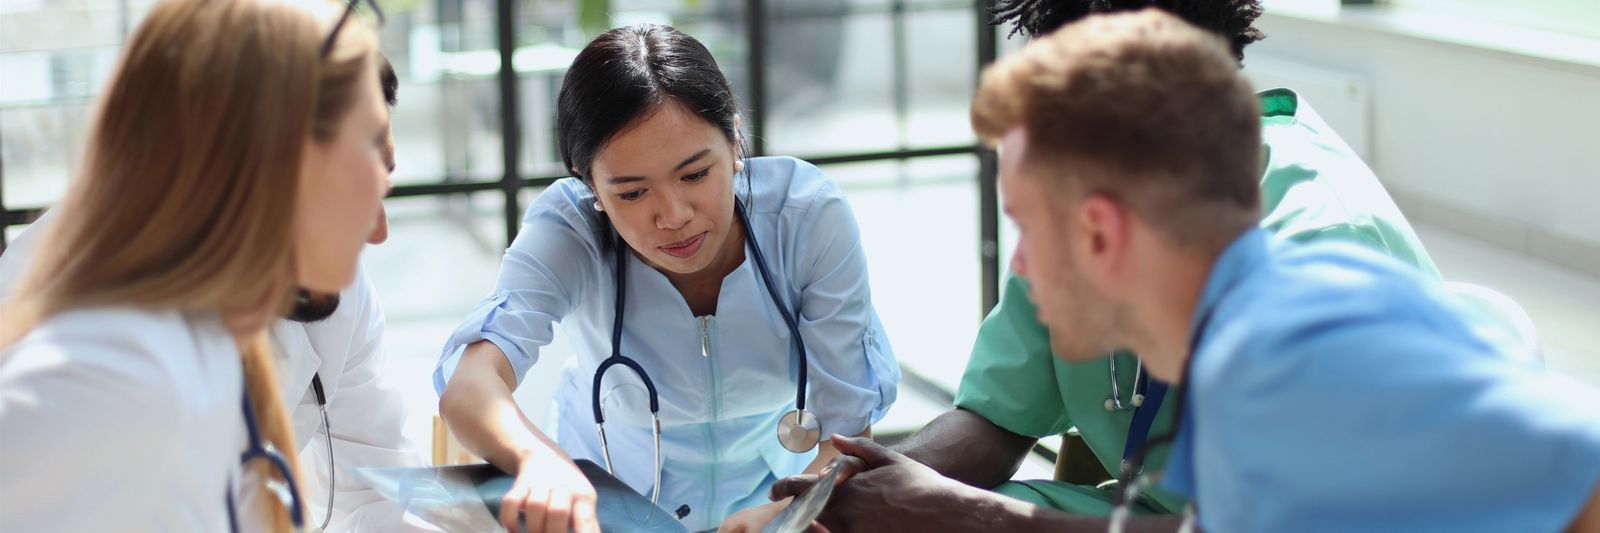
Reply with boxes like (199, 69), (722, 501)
(435, 24), (900, 533)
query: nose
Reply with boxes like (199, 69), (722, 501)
(656, 191), (693, 231)
(1010, 242), (1028, 277)
(366, 203), (390, 245)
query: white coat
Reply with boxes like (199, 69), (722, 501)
(0, 212), (430, 531)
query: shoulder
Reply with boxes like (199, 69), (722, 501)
(523, 178), (606, 236)
(512, 177), (610, 262)
(8, 307), (223, 379)
(3, 306), (235, 418)
(745, 156), (844, 218)
(1196, 241), (1447, 387)
(16, 306), (205, 356)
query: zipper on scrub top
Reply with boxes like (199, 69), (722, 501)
(699, 316), (712, 358)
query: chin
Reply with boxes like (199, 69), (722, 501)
(650, 254), (709, 275)
(300, 261), (358, 294)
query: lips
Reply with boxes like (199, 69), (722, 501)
(659, 232), (707, 259)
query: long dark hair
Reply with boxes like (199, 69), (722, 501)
(556, 23), (750, 248)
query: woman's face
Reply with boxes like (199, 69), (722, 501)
(294, 57), (391, 293)
(589, 100), (741, 275)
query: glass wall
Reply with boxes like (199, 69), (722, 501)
(0, 0), (996, 446)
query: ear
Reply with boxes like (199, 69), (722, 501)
(1075, 193), (1130, 286)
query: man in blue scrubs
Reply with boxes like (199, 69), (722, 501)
(774, 10), (1600, 532)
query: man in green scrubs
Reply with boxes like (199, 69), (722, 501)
(952, 83), (1442, 516)
(769, 1), (1441, 529)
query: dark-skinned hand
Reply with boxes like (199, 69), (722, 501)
(769, 435), (996, 533)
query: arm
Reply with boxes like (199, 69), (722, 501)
(771, 436), (1185, 533)
(433, 185), (605, 533)
(893, 407), (1037, 488)
(913, 274), (1069, 487)
(439, 341), (597, 533)
(972, 491), (1186, 532)
(787, 179), (899, 439)
(439, 341), (561, 475)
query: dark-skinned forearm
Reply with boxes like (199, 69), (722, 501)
(969, 487), (1190, 533)
(891, 407), (1038, 488)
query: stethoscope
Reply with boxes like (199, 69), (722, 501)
(230, 378), (308, 532)
(1102, 354), (1169, 476)
(226, 374), (336, 533)
(590, 198), (820, 510)
(1106, 310), (1218, 533)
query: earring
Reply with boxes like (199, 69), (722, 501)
(593, 200), (604, 212)
(734, 160), (746, 173)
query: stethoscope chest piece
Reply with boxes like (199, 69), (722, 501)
(777, 408), (820, 452)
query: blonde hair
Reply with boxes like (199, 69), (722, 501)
(972, 9), (1262, 249)
(0, 0), (377, 529)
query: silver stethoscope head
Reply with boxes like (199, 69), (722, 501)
(777, 408), (821, 453)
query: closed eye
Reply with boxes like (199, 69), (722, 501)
(618, 189), (646, 201)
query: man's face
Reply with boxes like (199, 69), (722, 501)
(999, 128), (1124, 362)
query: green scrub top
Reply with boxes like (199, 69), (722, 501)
(954, 88), (1441, 516)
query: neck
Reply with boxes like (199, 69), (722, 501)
(1126, 244), (1226, 384)
(222, 309), (269, 354)
(658, 216), (746, 313)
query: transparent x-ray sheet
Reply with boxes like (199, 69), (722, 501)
(357, 460), (689, 532)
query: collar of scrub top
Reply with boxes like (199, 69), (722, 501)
(232, 380), (308, 532)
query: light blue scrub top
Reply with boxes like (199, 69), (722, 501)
(434, 156), (900, 530)
(1163, 228), (1600, 532)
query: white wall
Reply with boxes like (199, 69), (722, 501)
(1247, 10), (1600, 274)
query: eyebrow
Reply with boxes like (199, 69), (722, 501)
(605, 148), (713, 185)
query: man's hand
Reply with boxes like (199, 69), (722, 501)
(769, 435), (996, 532)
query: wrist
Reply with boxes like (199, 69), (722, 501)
(954, 483), (1026, 529)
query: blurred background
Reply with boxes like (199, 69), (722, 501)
(3, 0), (1597, 472)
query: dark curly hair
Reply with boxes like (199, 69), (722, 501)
(989, 0), (1265, 61)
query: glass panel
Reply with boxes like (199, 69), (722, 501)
(364, 191), (511, 445)
(764, 7), (898, 156)
(380, 0), (506, 185)
(0, 0), (158, 210)
(816, 155), (981, 393)
(513, 0), (749, 177)
(904, 8), (975, 147)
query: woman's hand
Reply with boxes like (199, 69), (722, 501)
(718, 499), (791, 533)
(499, 447), (600, 533)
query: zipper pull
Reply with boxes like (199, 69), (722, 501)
(699, 316), (712, 358)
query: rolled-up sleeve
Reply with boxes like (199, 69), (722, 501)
(433, 184), (599, 394)
(790, 182), (899, 439)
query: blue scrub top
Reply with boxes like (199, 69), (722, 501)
(434, 156), (900, 529)
(1162, 228), (1600, 532)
